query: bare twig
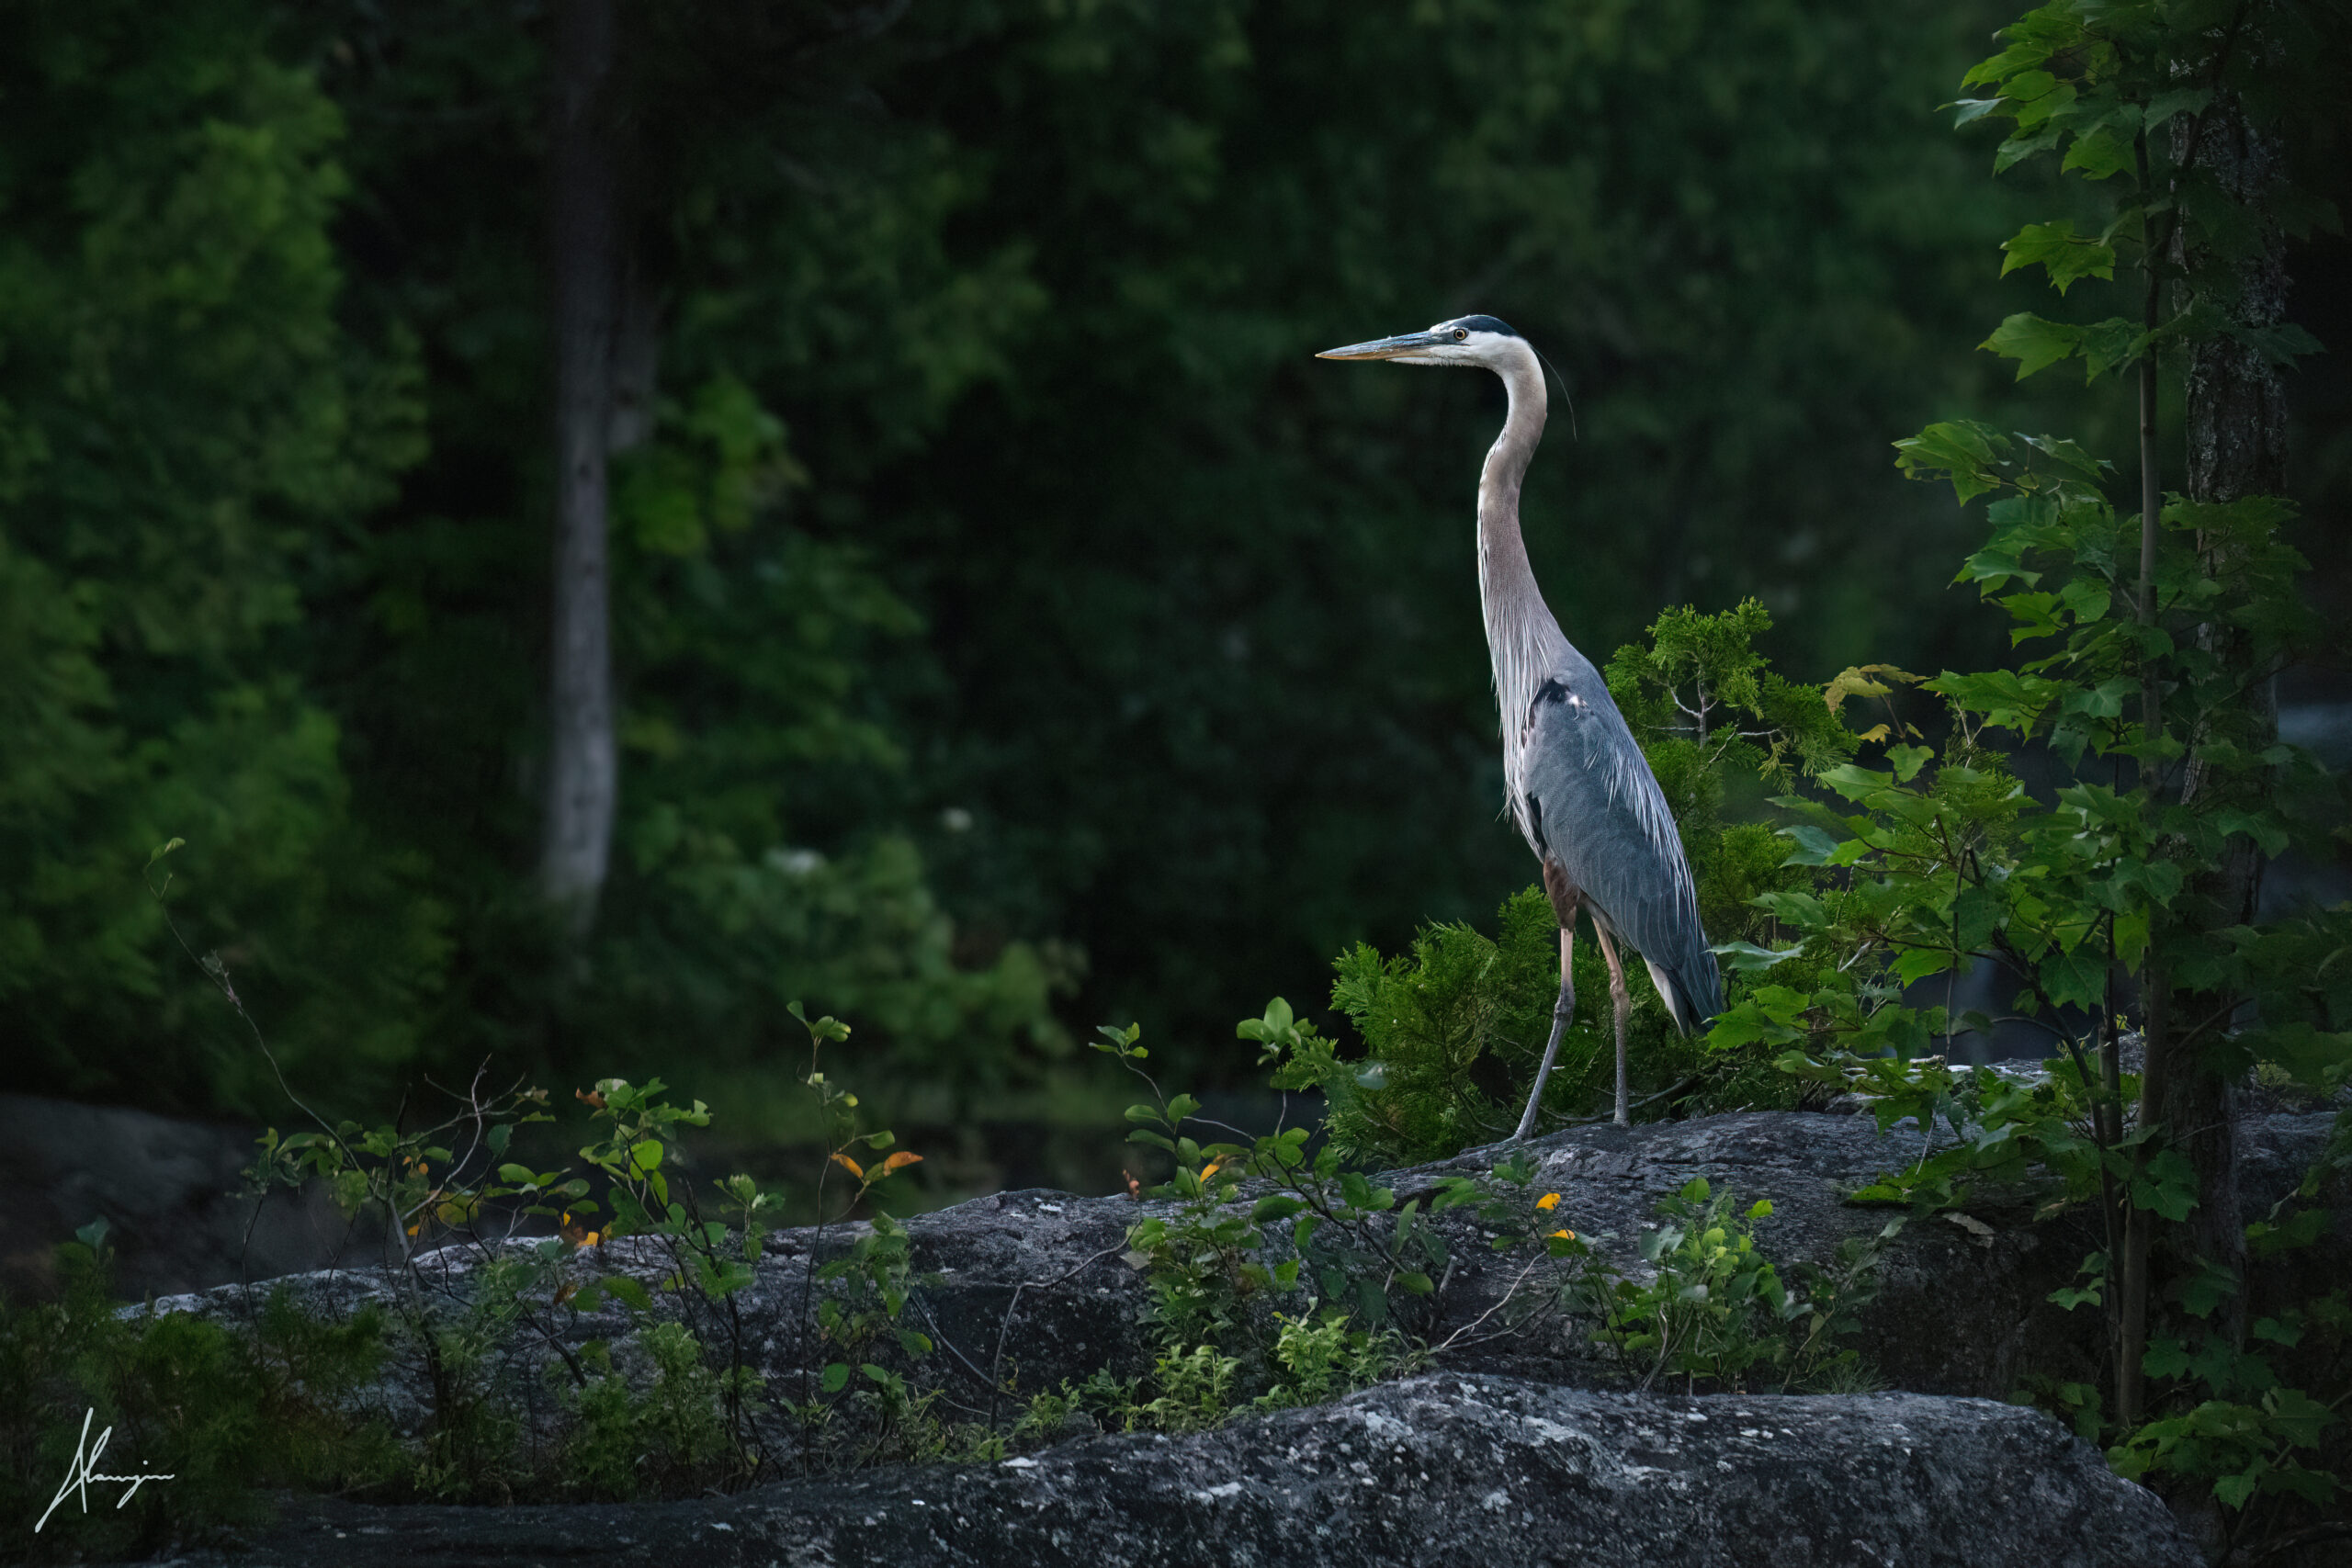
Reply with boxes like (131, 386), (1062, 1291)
(2227, 1521), (2352, 1565)
(987, 1243), (1129, 1432)
(909, 1292), (996, 1391)
(1429, 1252), (1549, 1355)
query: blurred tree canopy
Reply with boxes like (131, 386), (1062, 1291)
(9, 0), (2328, 1126)
(0, 3), (443, 1111)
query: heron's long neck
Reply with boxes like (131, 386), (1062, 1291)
(1476, 350), (1564, 752)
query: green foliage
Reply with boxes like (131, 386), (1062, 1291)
(2100, 1118), (2352, 1511)
(591, 374), (1075, 1105)
(0, 0), (442, 1113)
(232, 998), (954, 1495)
(1009, 1368), (1147, 1444)
(1, 1231), (401, 1563)
(2112, 1384), (2342, 1512)
(1097, 1021), (1502, 1384)
(1744, 499), (2344, 1062)
(1747, 432), (2347, 1506)
(1736, 425), (2344, 1089)
(1949, 0), (2335, 388)
(1604, 602), (1854, 960)
(1252, 1304), (1397, 1413)
(1605, 601), (1867, 1110)
(6, 1005), (968, 1543)
(1307, 897), (1648, 1163)
(560, 1322), (730, 1502)
(1752, 5), (2352, 1539)
(1606, 602), (1857, 798)
(1137, 1344), (1244, 1435)
(1581, 1179), (1893, 1395)
(1781, 1053), (2125, 1214)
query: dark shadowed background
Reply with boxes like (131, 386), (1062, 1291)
(3, 0), (2344, 1216)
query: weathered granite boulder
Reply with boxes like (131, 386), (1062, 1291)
(105, 1109), (2341, 1566)
(134, 1110), (2345, 1426)
(141, 1376), (2199, 1568)
(1413, 1109), (2346, 1398)
(0, 1094), (345, 1302)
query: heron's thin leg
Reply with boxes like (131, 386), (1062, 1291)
(1594, 922), (1634, 1126)
(1513, 920), (1577, 1141)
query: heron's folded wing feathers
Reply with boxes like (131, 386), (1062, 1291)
(1516, 661), (1724, 1026)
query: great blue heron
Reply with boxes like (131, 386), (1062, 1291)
(1319, 315), (1724, 1133)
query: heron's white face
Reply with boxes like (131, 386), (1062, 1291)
(1317, 317), (1527, 369)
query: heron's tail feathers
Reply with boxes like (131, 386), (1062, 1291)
(1643, 949), (1726, 1038)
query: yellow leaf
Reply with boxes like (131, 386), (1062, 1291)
(1551, 1228), (1576, 1240)
(1825, 664), (1920, 714)
(1200, 1161), (1220, 1181)
(881, 1151), (923, 1172)
(831, 1152), (865, 1179)
(1854, 723), (1891, 743)
(1534, 1192), (1561, 1212)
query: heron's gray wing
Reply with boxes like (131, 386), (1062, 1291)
(1514, 653), (1724, 1029)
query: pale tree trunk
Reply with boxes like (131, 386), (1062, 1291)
(2165, 93), (2289, 1340)
(541, 0), (621, 934)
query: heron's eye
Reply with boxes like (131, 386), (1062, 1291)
(1453, 328), (1469, 342)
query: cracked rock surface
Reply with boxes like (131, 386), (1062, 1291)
(145, 1376), (2198, 1568)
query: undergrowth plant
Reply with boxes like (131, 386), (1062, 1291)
(1100, 1019), (1884, 1416)
(1577, 1179), (1895, 1396)
(2, 1225), (401, 1565)
(1100, 1020), (1467, 1357)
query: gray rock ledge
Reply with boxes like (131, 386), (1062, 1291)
(142, 1376), (2197, 1568)
(128, 1111), (2344, 1426)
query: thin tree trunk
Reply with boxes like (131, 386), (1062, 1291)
(2117, 127), (2167, 1420)
(541, 0), (622, 934)
(2167, 91), (2287, 1348)
(2117, 55), (2283, 1423)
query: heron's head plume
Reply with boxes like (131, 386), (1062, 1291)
(1316, 314), (1524, 368)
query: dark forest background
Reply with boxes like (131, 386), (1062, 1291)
(4, 0), (2344, 1190)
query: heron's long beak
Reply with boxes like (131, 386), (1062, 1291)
(1316, 331), (1444, 360)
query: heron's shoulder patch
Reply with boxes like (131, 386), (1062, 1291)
(1529, 675), (1591, 716)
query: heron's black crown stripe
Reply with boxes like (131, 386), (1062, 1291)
(1451, 314), (1519, 338)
